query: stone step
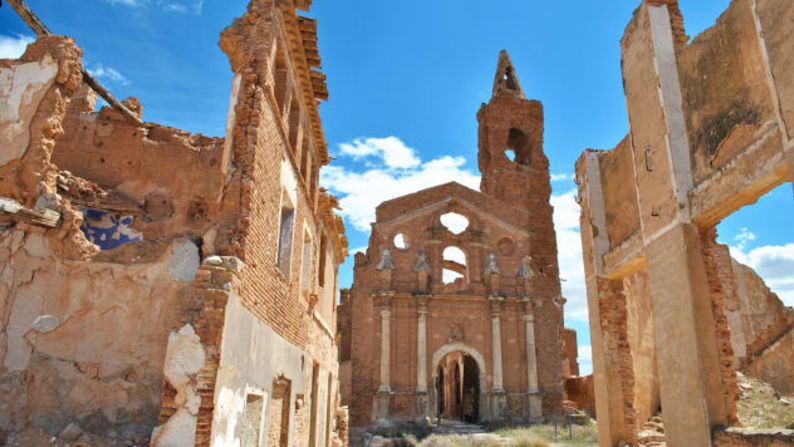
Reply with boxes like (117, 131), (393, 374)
(638, 429), (666, 443)
(433, 419), (487, 435)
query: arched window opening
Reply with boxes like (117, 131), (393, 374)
(506, 128), (531, 165)
(440, 212), (469, 235)
(442, 246), (467, 285)
(393, 233), (408, 250)
(504, 67), (519, 91)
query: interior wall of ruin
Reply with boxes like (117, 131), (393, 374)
(0, 37), (219, 438)
(577, 0), (794, 445)
(622, 270), (659, 428)
(1, 2), (348, 443)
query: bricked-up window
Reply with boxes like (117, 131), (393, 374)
(300, 138), (311, 181)
(309, 161), (319, 204)
(274, 47), (289, 116)
(241, 393), (265, 447)
(301, 231), (312, 292)
(318, 235), (327, 287)
(308, 363), (320, 446)
(277, 194), (296, 277)
(288, 96), (301, 154)
(268, 378), (291, 447)
(324, 372), (334, 447)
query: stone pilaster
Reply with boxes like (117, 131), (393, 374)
(524, 313), (543, 422)
(416, 300), (429, 393)
(489, 297), (507, 419)
(415, 296), (430, 418)
(373, 293), (393, 421)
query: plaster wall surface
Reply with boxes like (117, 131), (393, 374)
(0, 56), (57, 166)
(210, 292), (309, 447)
(0, 229), (194, 436)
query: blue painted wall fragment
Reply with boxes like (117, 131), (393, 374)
(80, 208), (143, 250)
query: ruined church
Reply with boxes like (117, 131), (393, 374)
(338, 53), (571, 427)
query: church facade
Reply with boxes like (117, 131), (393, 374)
(339, 52), (567, 427)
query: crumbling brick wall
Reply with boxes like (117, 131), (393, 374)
(562, 329), (580, 377)
(0, 37), (220, 440)
(0, 1), (348, 445)
(575, 0), (794, 445)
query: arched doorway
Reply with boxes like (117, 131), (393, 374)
(428, 342), (490, 421)
(435, 353), (480, 422)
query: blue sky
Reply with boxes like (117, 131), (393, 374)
(2, 0), (793, 375)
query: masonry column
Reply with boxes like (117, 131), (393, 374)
(621, 2), (732, 445)
(646, 223), (729, 447)
(373, 293), (393, 421)
(415, 296), (430, 418)
(524, 310), (543, 422)
(489, 297), (506, 420)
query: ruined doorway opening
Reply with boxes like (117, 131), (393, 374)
(442, 246), (467, 289)
(268, 377), (292, 447)
(435, 351), (480, 423)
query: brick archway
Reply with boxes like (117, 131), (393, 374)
(430, 342), (489, 422)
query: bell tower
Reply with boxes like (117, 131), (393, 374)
(477, 51), (563, 417)
(477, 50), (551, 210)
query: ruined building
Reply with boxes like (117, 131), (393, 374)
(576, 0), (794, 446)
(0, 0), (349, 445)
(339, 53), (569, 428)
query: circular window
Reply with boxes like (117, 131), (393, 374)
(394, 233), (409, 250)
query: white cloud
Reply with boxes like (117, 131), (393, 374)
(103, 0), (203, 13)
(730, 242), (794, 307)
(551, 173), (572, 182)
(733, 227), (757, 250)
(551, 190), (588, 323)
(88, 64), (130, 86)
(0, 34), (35, 60)
(350, 245), (368, 255)
(578, 345), (592, 375)
(323, 135), (591, 324)
(339, 136), (421, 169)
(322, 138), (480, 232)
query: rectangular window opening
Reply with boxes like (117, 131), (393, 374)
(301, 231), (313, 293)
(277, 194), (296, 277)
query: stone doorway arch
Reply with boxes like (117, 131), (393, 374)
(430, 342), (488, 422)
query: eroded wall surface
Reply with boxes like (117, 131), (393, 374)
(0, 1), (349, 444)
(575, 0), (794, 445)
